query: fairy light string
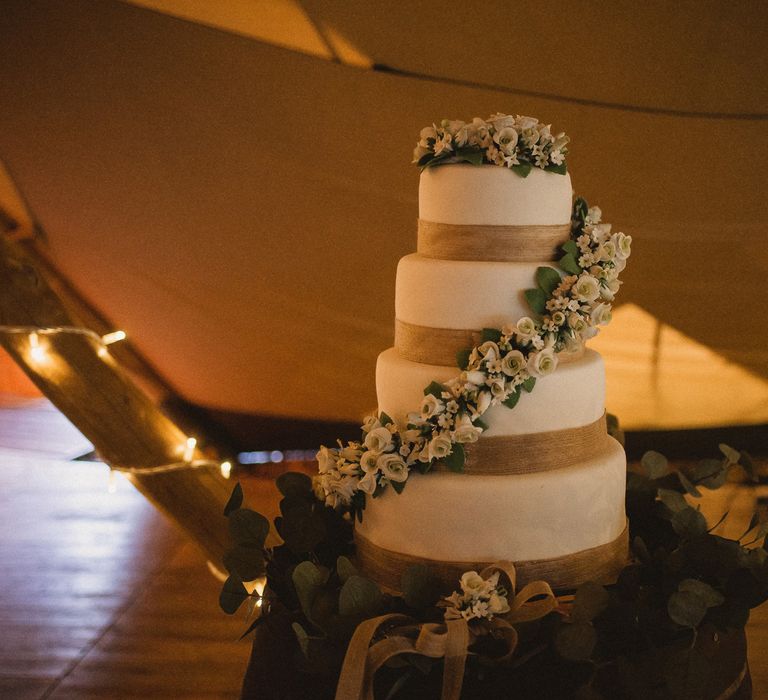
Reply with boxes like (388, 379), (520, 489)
(0, 323), (234, 481)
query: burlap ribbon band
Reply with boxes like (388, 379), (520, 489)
(356, 522), (629, 596)
(433, 414), (608, 475)
(417, 219), (571, 262)
(395, 318), (585, 367)
(335, 561), (558, 700)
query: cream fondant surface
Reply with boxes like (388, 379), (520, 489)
(377, 347), (605, 436)
(356, 436), (626, 562)
(419, 164), (573, 226)
(396, 254), (551, 331)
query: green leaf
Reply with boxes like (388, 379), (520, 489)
(401, 564), (441, 609)
(391, 479), (407, 495)
(693, 459), (727, 489)
(678, 579), (725, 608)
(658, 488), (688, 513)
(337, 555), (358, 583)
(292, 622), (310, 657)
(339, 575), (382, 618)
(502, 389), (521, 409)
(640, 451), (668, 479)
(739, 450), (757, 482)
(671, 507), (708, 538)
(572, 582), (610, 623)
(719, 443), (741, 465)
(292, 561), (329, 621)
(558, 252), (583, 275)
(442, 443), (465, 472)
(229, 508), (270, 547)
(544, 162), (567, 175)
(522, 377), (536, 393)
(280, 500), (326, 555)
(524, 288), (547, 315)
(677, 470), (702, 497)
(574, 197), (589, 220)
(454, 148), (484, 166)
(512, 162), (533, 178)
(379, 411), (394, 426)
(219, 574), (249, 615)
(561, 239), (579, 256)
(472, 416), (489, 431)
(223, 544), (265, 581)
(276, 472), (313, 498)
(480, 327), (502, 343)
(536, 266), (562, 295)
(555, 621), (596, 661)
(423, 381), (446, 398)
(417, 152), (435, 167)
(223, 482), (244, 516)
(456, 347), (472, 370)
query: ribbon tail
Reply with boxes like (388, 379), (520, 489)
(441, 619), (470, 700)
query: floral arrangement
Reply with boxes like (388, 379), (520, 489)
(442, 570), (510, 622)
(316, 197), (632, 518)
(413, 113), (570, 177)
(219, 443), (766, 699)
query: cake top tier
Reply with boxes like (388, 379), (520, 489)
(419, 164), (573, 226)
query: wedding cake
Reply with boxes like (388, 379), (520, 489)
(317, 114), (631, 593)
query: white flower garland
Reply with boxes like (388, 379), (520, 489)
(316, 198), (631, 516)
(413, 113), (569, 177)
(442, 570), (511, 622)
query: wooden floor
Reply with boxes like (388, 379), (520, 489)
(0, 398), (766, 699)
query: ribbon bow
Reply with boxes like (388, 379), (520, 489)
(335, 562), (558, 700)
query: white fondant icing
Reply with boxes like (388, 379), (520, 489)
(356, 437), (626, 562)
(419, 164), (573, 226)
(396, 254), (548, 331)
(376, 347), (605, 436)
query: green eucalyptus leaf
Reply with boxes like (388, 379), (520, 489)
(512, 162), (533, 178)
(454, 148), (485, 166)
(423, 381), (447, 398)
(536, 266), (562, 295)
(337, 555), (358, 583)
(280, 501), (326, 555)
(677, 470), (702, 497)
(671, 507), (708, 538)
(219, 574), (249, 615)
(555, 621), (596, 661)
(678, 579), (725, 608)
(558, 252), (583, 275)
(524, 288), (547, 315)
(442, 443), (465, 472)
(667, 590), (708, 628)
(561, 239), (579, 256)
(223, 544), (265, 581)
(544, 162), (568, 175)
(223, 482), (244, 516)
(339, 575), (382, 618)
(456, 347), (472, 370)
(658, 488), (689, 513)
(640, 451), (668, 479)
(572, 581), (610, 622)
(292, 561), (329, 621)
(739, 450), (757, 481)
(502, 389), (521, 409)
(401, 564), (441, 609)
(522, 377), (536, 393)
(719, 443), (741, 465)
(292, 622), (311, 657)
(480, 327), (503, 343)
(229, 508), (270, 547)
(276, 472), (313, 498)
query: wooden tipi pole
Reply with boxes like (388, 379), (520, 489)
(0, 232), (233, 568)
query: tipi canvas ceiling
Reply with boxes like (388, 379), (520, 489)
(0, 0), (766, 439)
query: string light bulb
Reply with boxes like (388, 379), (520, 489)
(220, 461), (232, 479)
(101, 330), (126, 345)
(28, 332), (47, 363)
(183, 437), (197, 462)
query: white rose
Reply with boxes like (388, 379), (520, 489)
(515, 115), (539, 130)
(568, 312), (587, 333)
(340, 445), (362, 462)
(377, 453), (409, 482)
(359, 450), (379, 473)
(493, 126), (519, 155)
(361, 415), (381, 434)
(475, 390), (492, 416)
(527, 348), (558, 377)
(591, 302), (613, 326)
(500, 349), (526, 376)
(488, 591), (510, 615)
(316, 445), (337, 474)
(453, 414), (482, 443)
(612, 231), (632, 260)
(586, 206), (602, 224)
(551, 311), (566, 327)
(460, 571), (486, 596)
(487, 375), (506, 399)
(598, 241), (617, 261)
(357, 470), (378, 495)
(516, 316), (537, 339)
(418, 125), (438, 147)
(613, 256), (627, 273)
(428, 434), (453, 461)
(465, 370), (486, 387)
(477, 340), (500, 363)
(453, 123), (476, 147)
(591, 223), (612, 243)
(420, 394), (445, 419)
(364, 426), (393, 453)
(441, 119), (466, 135)
(489, 112), (515, 130)
(521, 127), (539, 148)
(573, 274), (601, 302)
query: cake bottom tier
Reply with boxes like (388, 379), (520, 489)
(355, 436), (627, 591)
